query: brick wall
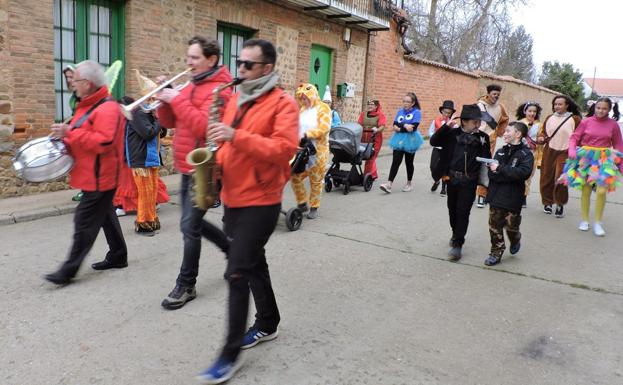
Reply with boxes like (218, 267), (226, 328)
(0, 0), (68, 196)
(367, 19), (558, 138)
(0, 1), (559, 198)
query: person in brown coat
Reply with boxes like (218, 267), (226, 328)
(538, 95), (582, 218)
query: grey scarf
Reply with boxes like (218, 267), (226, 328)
(237, 72), (280, 107)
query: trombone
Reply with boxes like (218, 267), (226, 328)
(121, 68), (192, 120)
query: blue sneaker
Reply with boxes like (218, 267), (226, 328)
(484, 255), (501, 266)
(241, 327), (278, 349)
(196, 356), (244, 384)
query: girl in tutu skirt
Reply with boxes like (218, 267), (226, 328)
(562, 97), (623, 236)
(379, 92), (424, 193)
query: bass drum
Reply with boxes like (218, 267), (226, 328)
(12, 136), (74, 182)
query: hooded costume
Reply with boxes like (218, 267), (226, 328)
(291, 83), (331, 211)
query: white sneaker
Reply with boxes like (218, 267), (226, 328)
(115, 208), (126, 217)
(593, 222), (605, 237)
(578, 221), (589, 231)
(379, 183), (392, 193)
(402, 184), (413, 192)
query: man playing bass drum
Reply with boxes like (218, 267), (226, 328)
(45, 60), (127, 285)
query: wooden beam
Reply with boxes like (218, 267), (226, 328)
(303, 5), (330, 11)
(327, 13), (351, 19)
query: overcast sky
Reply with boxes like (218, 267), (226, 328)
(511, 0), (623, 80)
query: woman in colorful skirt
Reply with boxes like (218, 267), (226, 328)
(379, 92), (424, 193)
(358, 99), (387, 180)
(516, 101), (543, 207)
(562, 97), (623, 236)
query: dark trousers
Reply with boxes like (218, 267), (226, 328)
(59, 189), (127, 277)
(446, 179), (478, 247)
(488, 207), (521, 258)
(221, 204), (281, 361)
(176, 174), (230, 287)
(539, 146), (568, 206)
(388, 150), (415, 182)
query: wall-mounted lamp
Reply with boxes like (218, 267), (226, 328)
(343, 27), (351, 49)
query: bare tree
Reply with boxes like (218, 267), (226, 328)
(403, 0), (533, 76)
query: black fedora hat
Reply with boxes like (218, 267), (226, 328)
(459, 104), (494, 123)
(439, 100), (456, 114)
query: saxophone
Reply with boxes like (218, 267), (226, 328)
(186, 78), (242, 210)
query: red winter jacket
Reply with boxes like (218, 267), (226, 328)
(158, 66), (233, 174)
(64, 86), (125, 192)
(217, 87), (299, 208)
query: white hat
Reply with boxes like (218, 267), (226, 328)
(322, 85), (332, 103)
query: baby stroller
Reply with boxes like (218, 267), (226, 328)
(324, 122), (375, 195)
(281, 137), (316, 231)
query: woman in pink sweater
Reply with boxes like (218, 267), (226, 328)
(563, 98), (623, 236)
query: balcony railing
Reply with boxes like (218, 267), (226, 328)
(279, 0), (395, 30)
(328, 0), (393, 22)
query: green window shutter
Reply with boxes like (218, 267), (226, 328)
(54, 0), (125, 121)
(217, 23), (254, 79)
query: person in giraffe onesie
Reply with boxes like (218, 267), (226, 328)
(291, 83), (331, 219)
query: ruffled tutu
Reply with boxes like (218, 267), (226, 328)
(561, 146), (623, 192)
(389, 131), (423, 153)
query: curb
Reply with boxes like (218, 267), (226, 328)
(0, 186), (181, 227)
(0, 146), (434, 227)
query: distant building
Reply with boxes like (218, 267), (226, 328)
(583, 78), (623, 101)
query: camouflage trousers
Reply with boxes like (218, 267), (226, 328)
(489, 207), (521, 258)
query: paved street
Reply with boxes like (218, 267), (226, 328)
(1, 148), (622, 385)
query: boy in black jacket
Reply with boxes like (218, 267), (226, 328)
(484, 121), (534, 266)
(430, 104), (492, 261)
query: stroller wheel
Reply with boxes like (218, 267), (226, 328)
(285, 208), (303, 231)
(363, 174), (374, 192)
(343, 181), (350, 195)
(325, 179), (332, 193)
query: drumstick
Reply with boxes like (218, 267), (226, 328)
(49, 116), (74, 139)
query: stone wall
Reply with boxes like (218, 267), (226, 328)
(0, 0), (12, 153)
(0, 0), (68, 196)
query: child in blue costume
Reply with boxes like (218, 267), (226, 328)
(380, 92), (424, 193)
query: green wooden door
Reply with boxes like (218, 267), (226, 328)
(309, 45), (332, 97)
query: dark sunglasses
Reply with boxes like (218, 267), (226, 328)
(235, 59), (268, 70)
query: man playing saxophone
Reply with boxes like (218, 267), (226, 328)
(195, 39), (299, 384)
(156, 35), (232, 310)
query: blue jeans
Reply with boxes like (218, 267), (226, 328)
(176, 174), (229, 287)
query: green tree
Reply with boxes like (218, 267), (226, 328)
(538, 61), (585, 107)
(494, 26), (535, 82)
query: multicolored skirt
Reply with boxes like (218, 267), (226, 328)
(561, 146), (623, 192)
(388, 131), (423, 154)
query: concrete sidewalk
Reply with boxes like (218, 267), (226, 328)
(0, 145), (403, 226)
(0, 173), (182, 226)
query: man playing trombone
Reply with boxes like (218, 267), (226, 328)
(155, 36), (233, 310)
